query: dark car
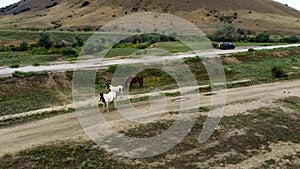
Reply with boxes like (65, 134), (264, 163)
(219, 42), (235, 50)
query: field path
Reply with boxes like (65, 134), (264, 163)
(0, 79), (299, 156)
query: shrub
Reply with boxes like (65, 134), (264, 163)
(108, 65), (117, 73)
(38, 32), (52, 49)
(248, 48), (255, 52)
(256, 32), (270, 43)
(32, 62), (41, 66)
(211, 24), (242, 42)
(19, 40), (29, 51)
(287, 35), (299, 43)
(61, 47), (78, 57)
(83, 25), (93, 32)
(72, 36), (84, 47)
(81, 1), (90, 7)
(12, 71), (45, 78)
(10, 64), (20, 68)
(271, 66), (287, 78)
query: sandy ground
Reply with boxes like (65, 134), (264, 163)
(0, 79), (299, 159)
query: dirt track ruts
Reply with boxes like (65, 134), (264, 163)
(0, 79), (299, 156)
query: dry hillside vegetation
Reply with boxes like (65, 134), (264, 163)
(0, 0), (299, 34)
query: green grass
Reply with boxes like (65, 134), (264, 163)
(0, 73), (71, 116)
(0, 30), (93, 42)
(152, 41), (192, 53)
(0, 51), (61, 66)
(234, 42), (286, 47)
(105, 48), (139, 58)
(0, 92), (65, 116)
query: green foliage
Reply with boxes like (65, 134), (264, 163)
(72, 36), (84, 47)
(256, 32), (270, 43)
(211, 24), (242, 42)
(280, 35), (299, 43)
(10, 64), (20, 68)
(61, 47), (78, 57)
(28, 47), (49, 55)
(38, 32), (52, 49)
(248, 48), (255, 52)
(271, 66), (287, 78)
(19, 40), (29, 51)
(12, 71), (47, 78)
(32, 62), (40, 66)
(108, 65), (117, 73)
(83, 25), (93, 32)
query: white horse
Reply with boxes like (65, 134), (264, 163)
(106, 84), (123, 98)
(99, 91), (117, 112)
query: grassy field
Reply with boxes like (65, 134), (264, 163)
(1, 97), (299, 168)
(0, 30), (93, 43)
(0, 73), (72, 116)
(1, 47), (299, 117)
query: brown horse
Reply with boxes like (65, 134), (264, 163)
(125, 76), (144, 89)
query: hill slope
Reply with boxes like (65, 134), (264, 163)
(0, 0), (299, 34)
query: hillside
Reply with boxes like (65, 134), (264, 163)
(0, 0), (300, 35)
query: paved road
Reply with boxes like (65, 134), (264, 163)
(0, 44), (299, 77)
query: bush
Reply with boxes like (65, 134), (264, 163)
(108, 65), (117, 73)
(38, 32), (52, 49)
(81, 1), (90, 7)
(287, 35), (299, 43)
(12, 71), (46, 78)
(83, 25), (93, 32)
(256, 32), (270, 43)
(10, 64), (20, 68)
(211, 24), (242, 42)
(248, 48), (255, 52)
(72, 36), (84, 47)
(61, 47), (78, 57)
(19, 40), (29, 51)
(32, 62), (41, 66)
(271, 66), (287, 78)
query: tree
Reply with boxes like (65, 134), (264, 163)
(256, 32), (270, 43)
(38, 32), (52, 49)
(211, 24), (242, 42)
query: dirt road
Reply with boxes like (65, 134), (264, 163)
(0, 79), (299, 156)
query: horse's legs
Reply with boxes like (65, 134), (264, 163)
(106, 102), (109, 112)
